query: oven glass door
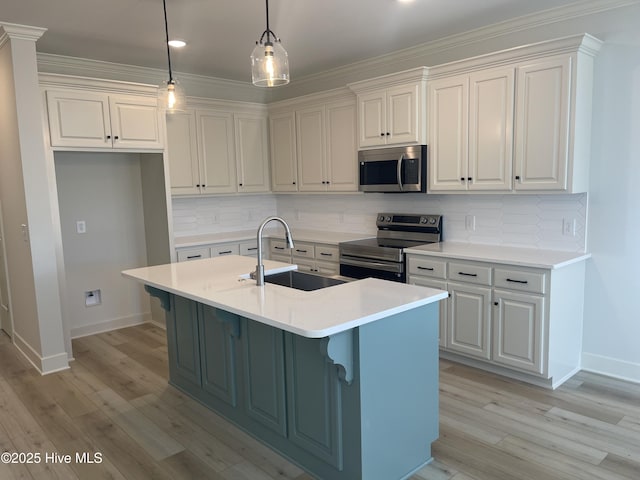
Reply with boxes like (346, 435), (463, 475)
(340, 257), (405, 283)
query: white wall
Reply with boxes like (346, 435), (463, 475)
(581, 33), (640, 381)
(55, 152), (151, 338)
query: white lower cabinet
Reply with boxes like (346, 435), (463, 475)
(448, 282), (492, 360)
(268, 239), (339, 275)
(492, 289), (544, 374)
(407, 253), (585, 388)
(177, 240), (260, 262)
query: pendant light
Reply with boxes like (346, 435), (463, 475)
(159, 0), (185, 113)
(251, 0), (289, 87)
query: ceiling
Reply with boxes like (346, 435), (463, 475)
(1, 0), (582, 83)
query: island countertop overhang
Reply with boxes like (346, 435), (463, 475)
(122, 255), (447, 338)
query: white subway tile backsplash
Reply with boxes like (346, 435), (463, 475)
(172, 192), (587, 252)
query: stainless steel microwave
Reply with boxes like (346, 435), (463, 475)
(358, 145), (427, 193)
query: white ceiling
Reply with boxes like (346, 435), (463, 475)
(1, 0), (582, 83)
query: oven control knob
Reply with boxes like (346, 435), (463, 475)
(420, 217), (427, 224)
(429, 217), (437, 224)
(385, 216), (391, 222)
(379, 215), (385, 222)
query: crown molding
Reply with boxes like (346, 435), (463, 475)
(0, 22), (47, 48)
(36, 53), (268, 103)
(281, 0), (636, 95)
(268, 87), (355, 112)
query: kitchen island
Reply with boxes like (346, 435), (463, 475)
(122, 255), (447, 480)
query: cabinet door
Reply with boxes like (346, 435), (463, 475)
(166, 110), (201, 195)
(46, 90), (111, 148)
(242, 319), (287, 437)
(210, 243), (240, 257)
(199, 306), (238, 406)
(358, 91), (387, 147)
(235, 113), (270, 193)
(387, 83), (419, 145)
(408, 276), (448, 348)
(325, 100), (358, 192)
(447, 282), (491, 359)
(108, 96), (163, 149)
(428, 76), (469, 191)
(492, 289), (545, 374)
(296, 107), (326, 192)
(197, 111), (237, 194)
(270, 112), (298, 191)
(469, 68), (514, 191)
(166, 295), (201, 387)
(285, 333), (343, 469)
(514, 56), (571, 190)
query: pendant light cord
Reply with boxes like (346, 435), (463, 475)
(162, 0), (174, 83)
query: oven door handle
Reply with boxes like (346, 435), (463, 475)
(340, 256), (403, 273)
(397, 153), (404, 191)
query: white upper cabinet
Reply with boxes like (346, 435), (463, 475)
(166, 101), (270, 196)
(428, 75), (469, 191)
(269, 91), (358, 193)
(429, 67), (514, 192)
(235, 113), (270, 193)
(197, 110), (236, 195)
(325, 100), (358, 192)
(513, 56), (571, 191)
(46, 89), (162, 150)
(295, 100), (358, 192)
(348, 67), (428, 149)
(270, 112), (298, 192)
(166, 110), (200, 195)
(427, 34), (601, 194)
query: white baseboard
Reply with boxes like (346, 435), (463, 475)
(70, 313), (151, 339)
(581, 352), (640, 384)
(13, 332), (70, 375)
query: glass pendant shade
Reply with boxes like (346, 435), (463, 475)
(159, 78), (185, 114)
(251, 40), (289, 87)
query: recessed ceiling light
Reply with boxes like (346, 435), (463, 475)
(168, 39), (186, 48)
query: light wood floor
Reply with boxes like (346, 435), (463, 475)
(0, 324), (639, 479)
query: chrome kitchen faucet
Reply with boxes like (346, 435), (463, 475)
(252, 216), (294, 286)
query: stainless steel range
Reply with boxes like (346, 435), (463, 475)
(339, 213), (442, 282)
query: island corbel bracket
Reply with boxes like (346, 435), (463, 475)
(321, 330), (354, 385)
(144, 285), (171, 311)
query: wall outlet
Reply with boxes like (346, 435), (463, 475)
(76, 220), (86, 234)
(465, 215), (476, 232)
(85, 289), (101, 307)
(563, 218), (576, 236)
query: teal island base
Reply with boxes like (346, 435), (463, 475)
(147, 287), (439, 480)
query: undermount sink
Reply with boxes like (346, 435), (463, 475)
(264, 270), (347, 291)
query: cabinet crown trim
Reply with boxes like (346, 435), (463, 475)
(428, 33), (602, 80)
(347, 67), (429, 93)
(39, 72), (159, 97)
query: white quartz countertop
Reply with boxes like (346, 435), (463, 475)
(122, 255), (446, 338)
(174, 228), (371, 248)
(404, 242), (591, 269)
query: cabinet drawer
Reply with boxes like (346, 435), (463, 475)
(494, 268), (546, 294)
(240, 241), (259, 257)
(408, 257), (446, 279)
(315, 244), (339, 263)
(292, 242), (315, 259)
(177, 247), (211, 262)
(448, 262), (492, 285)
(211, 244), (240, 257)
(270, 239), (292, 256)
